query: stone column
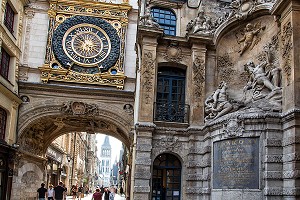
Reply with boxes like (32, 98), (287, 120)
(133, 124), (154, 200)
(272, 0), (300, 199)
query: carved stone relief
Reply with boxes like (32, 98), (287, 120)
(222, 117), (244, 138)
(217, 53), (235, 84)
(142, 51), (155, 104)
(162, 44), (184, 63)
(236, 22), (266, 56)
(139, 7), (160, 29)
(186, 7), (216, 36)
(152, 135), (181, 151)
(281, 21), (293, 85)
(61, 101), (99, 116)
(193, 56), (205, 100)
(21, 171), (39, 184)
(19, 121), (46, 156)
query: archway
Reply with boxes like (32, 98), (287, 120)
(152, 153), (182, 200)
(12, 98), (134, 200)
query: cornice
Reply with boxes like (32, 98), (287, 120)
(0, 83), (22, 104)
(18, 82), (135, 100)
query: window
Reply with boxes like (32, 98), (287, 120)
(0, 108), (7, 141)
(151, 7), (176, 36)
(155, 67), (187, 123)
(0, 48), (10, 79)
(4, 2), (15, 34)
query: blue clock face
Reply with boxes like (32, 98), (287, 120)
(52, 16), (120, 74)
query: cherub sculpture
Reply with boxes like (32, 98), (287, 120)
(237, 22), (266, 56)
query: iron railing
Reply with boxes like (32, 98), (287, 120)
(154, 102), (189, 123)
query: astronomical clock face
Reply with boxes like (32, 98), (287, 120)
(52, 16), (120, 74)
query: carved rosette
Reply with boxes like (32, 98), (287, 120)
(163, 45), (184, 63)
(193, 56), (205, 100)
(281, 21), (293, 85)
(142, 51), (155, 104)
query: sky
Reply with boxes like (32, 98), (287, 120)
(96, 134), (123, 167)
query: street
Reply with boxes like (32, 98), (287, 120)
(66, 193), (126, 200)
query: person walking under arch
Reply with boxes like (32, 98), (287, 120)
(37, 183), (48, 200)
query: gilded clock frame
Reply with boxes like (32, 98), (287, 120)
(39, 0), (132, 89)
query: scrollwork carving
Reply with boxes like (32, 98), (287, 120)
(193, 56), (205, 100)
(152, 135), (181, 151)
(222, 117), (244, 138)
(217, 53), (235, 84)
(281, 21), (293, 85)
(61, 101), (98, 116)
(142, 51), (155, 104)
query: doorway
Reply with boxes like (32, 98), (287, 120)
(152, 153), (181, 200)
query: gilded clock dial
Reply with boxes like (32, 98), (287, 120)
(63, 24), (111, 66)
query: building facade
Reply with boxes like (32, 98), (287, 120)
(0, 0), (299, 200)
(99, 136), (112, 187)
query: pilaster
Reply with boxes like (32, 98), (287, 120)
(272, 1), (300, 199)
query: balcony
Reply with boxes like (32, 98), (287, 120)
(154, 102), (189, 124)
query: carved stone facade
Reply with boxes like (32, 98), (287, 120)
(2, 0), (300, 200)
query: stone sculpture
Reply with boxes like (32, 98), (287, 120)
(186, 9), (215, 35)
(243, 58), (281, 102)
(205, 81), (233, 121)
(139, 7), (160, 29)
(237, 22), (265, 56)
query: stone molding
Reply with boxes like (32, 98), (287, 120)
(135, 158), (152, 165)
(283, 153), (300, 162)
(283, 170), (300, 179)
(134, 186), (150, 193)
(186, 187), (210, 194)
(264, 139), (282, 147)
(282, 136), (300, 146)
(187, 158), (211, 168)
(186, 173), (210, 181)
(264, 187), (283, 195)
(134, 172), (151, 179)
(188, 146), (211, 155)
(264, 155), (283, 163)
(136, 143), (152, 152)
(263, 171), (282, 179)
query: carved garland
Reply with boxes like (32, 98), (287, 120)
(281, 21), (293, 85)
(193, 56), (205, 100)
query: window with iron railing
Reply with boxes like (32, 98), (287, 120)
(155, 67), (188, 123)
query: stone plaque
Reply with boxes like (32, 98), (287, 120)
(213, 137), (259, 189)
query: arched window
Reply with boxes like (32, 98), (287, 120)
(152, 153), (182, 200)
(0, 107), (7, 141)
(151, 7), (176, 36)
(155, 67), (187, 123)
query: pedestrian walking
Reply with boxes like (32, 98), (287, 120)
(92, 188), (102, 200)
(37, 183), (48, 200)
(71, 185), (78, 200)
(54, 181), (66, 200)
(109, 187), (116, 200)
(47, 184), (54, 200)
(103, 187), (110, 200)
(78, 185), (83, 199)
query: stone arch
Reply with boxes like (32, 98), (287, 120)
(17, 100), (134, 157)
(18, 162), (44, 180)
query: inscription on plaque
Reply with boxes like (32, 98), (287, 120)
(213, 137), (259, 189)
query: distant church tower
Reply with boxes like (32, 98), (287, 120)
(100, 136), (112, 187)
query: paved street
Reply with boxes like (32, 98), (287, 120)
(66, 193), (126, 200)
